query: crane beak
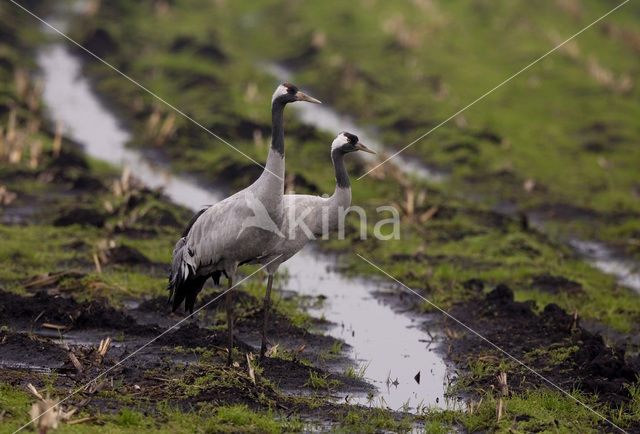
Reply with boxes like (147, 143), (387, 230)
(295, 91), (322, 104)
(354, 142), (376, 154)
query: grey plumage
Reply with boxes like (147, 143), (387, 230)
(254, 132), (375, 357)
(167, 83), (320, 319)
(168, 189), (273, 312)
(257, 132), (374, 273)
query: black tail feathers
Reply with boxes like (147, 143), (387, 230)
(212, 270), (223, 286)
(169, 275), (208, 314)
(167, 270), (227, 314)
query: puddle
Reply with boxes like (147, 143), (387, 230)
(0, 204), (39, 224)
(0, 361), (54, 374)
(525, 209), (640, 294)
(570, 240), (640, 293)
(36, 7), (451, 411)
(37, 44), (221, 211)
(284, 249), (451, 409)
(33, 328), (128, 348)
(262, 63), (447, 182)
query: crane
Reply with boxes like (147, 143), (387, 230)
(168, 83), (320, 365)
(251, 132), (375, 358)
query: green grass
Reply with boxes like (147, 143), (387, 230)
(205, 404), (298, 433)
(343, 362), (369, 380)
(304, 370), (340, 392)
(114, 408), (149, 427)
(417, 386), (638, 433)
(0, 200), (181, 305)
(0, 140), (190, 305)
(329, 340), (343, 355)
(0, 225), (91, 283)
(0, 383), (303, 433)
(525, 343), (580, 367)
(491, 389), (602, 432)
(337, 408), (414, 433)
(629, 379), (640, 420)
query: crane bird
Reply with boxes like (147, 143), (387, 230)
(252, 131), (375, 358)
(168, 83), (320, 365)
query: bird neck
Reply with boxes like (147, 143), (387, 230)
(270, 101), (286, 157)
(329, 148), (352, 212)
(331, 148), (350, 190)
(254, 100), (285, 201)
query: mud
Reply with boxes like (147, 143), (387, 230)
(0, 152), (373, 415)
(445, 284), (640, 406)
(530, 273), (584, 295)
(102, 245), (151, 265)
(0, 284), (373, 420)
(53, 207), (106, 227)
(140, 290), (354, 370)
(526, 202), (637, 224)
(82, 27), (118, 58)
(0, 289), (157, 335)
(0, 331), (68, 373)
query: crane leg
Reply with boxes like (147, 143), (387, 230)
(260, 274), (274, 360)
(225, 277), (234, 366)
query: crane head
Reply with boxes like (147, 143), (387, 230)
(332, 132), (375, 154)
(272, 83), (321, 105)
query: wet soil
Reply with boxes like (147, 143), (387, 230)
(0, 286), (374, 419)
(0, 269), (375, 412)
(444, 284), (640, 406)
(530, 273), (584, 295)
(0, 289), (158, 334)
(0, 146), (375, 424)
(4, 139), (637, 428)
(526, 202), (639, 226)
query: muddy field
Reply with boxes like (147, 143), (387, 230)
(2, 140), (638, 432)
(0, 147), (399, 431)
(2, 0), (640, 433)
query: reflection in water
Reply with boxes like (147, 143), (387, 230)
(0, 362), (54, 374)
(285, 249), (450, 408)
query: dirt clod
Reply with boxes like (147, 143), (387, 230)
(447, 284), (640, 405)
(54, 208), (105, 227)
(531, 274), (583, 295)
(103, 245), (151, 265)
(0, 290), (157, 334)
